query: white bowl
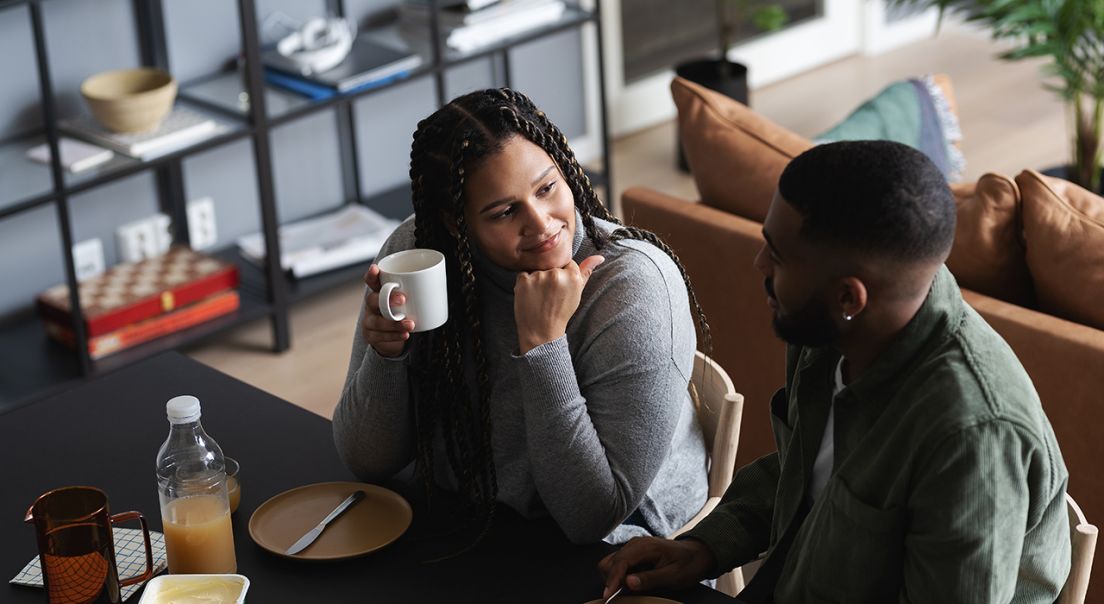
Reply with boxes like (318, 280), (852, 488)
(138, 573), (250, 604)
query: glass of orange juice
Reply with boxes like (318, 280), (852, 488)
(161, 493), (236, 574)
(225, 457), (241, 514)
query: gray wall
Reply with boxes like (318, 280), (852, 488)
(0, 0), (588, 318)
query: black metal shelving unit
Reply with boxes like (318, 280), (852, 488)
(0, 0), (611, 412)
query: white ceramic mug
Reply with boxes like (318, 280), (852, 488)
(376, 249), (448, 333)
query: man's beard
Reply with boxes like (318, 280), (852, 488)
(766, 279), (841, 347)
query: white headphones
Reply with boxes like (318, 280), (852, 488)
(276, 17), (354, 75)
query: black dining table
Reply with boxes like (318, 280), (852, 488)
(1, 351), (736, 603)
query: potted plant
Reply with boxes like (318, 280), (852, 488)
(675, 0), (788, 170)
(888, 0), (1104, 192)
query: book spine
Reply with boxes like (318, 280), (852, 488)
(44, 291), (240, 359)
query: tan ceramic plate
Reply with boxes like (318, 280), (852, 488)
(583, 598), (681, 604)
(248, 481), (412, 561)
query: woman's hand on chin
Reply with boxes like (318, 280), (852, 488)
(513, 255), (605, 354)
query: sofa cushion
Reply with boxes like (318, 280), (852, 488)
(671, 76), (812, 223)
(1017, 169), (1104, 330)
(945, 174), (1035, 306)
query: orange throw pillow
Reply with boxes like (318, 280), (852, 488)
(671, 76), (812, 223)
(1017, 169), (1104, 329)
(945, 174), (1035, 306)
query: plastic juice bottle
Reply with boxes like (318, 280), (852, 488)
(156, 395), (237, 574)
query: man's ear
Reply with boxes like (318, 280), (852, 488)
(838, 276), (868, 320)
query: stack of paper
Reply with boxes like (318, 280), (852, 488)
(60, 106), (228, 161)
(25, 137), (114, 173)
(400, 0), (567, 52)
(236, 205), (401, 279)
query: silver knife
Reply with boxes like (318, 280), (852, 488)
(285, 490), (366, 555)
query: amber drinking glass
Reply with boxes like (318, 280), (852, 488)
(25, 486), (154, 604)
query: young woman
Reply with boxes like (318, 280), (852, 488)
(333, 88), (710, 545)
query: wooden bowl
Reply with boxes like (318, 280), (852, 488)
(80, 67), (177, 133)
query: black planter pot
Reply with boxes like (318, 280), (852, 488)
(674, 58), (749, 172)
(1041, 165), (1104, 194)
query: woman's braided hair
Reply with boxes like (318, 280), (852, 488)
(407, 88), (711, 550)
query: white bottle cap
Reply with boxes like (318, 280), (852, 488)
(166, 395), (202, 424)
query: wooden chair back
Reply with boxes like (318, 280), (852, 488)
(1059, 493), (1098, 604)
(688, 351), (745, 498)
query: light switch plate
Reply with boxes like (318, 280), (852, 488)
(72, 238), (105, 281)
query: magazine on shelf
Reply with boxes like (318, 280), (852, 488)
(236, 204), (401, 279)
(263, 35), (423, 93)
(60, 106), (227, 160)
(401, 0), (557, 28)
(445, 1), (565, 51)
(263, 67), (414, 101)
(406, 0), (501, 11)
(25, 137), (114, 173)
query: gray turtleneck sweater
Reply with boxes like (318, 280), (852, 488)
(333, 213), (707, 544)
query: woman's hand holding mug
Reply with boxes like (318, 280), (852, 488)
(514, 255), (604, 354)
(362, 249), (449, 357)
(361, 264), (415, 358)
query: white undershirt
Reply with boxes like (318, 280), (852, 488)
(809, 358), (846, 503)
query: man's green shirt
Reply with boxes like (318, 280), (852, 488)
(686, 267), (1070, 602)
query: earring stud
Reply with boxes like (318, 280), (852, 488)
(843, 313), (854, 321)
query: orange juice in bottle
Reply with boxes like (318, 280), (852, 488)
(156, 396), (237, 573)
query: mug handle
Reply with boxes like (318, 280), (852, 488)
(110, 511), (155, 587)
(379, 281), (406, 322)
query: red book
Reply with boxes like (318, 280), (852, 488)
(36, 247), (239, 338)
(43, 290), (240, 359)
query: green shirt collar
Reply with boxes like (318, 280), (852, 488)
(801, 265), (962, 406)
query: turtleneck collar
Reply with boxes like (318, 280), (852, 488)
(470, 209), (587, 293)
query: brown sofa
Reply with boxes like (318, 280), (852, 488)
(623, 76), (1104, 599)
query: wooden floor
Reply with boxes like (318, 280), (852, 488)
(187, 28), (1067, 418)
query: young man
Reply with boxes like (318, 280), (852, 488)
(600, 141), (1071, 602)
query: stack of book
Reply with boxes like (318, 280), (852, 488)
(36, 247), (240, 360)
(60, 106), (228, 161)
(262, 35), (423, 100)
(400, 0), (567, 52)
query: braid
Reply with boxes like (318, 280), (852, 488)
(409, 121), (441, 505)
(450, 135), (500, 548)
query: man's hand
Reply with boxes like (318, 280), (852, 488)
(598, 537), (717, 600)
(514, 255), (604, 354)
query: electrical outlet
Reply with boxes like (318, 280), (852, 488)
(151, 213), (172, 255)
(72, 238), (105, 281)
(187, 197), (217, 250)
(116, 213), (172, 263)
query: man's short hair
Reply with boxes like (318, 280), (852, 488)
(778, 140), (956, 264)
